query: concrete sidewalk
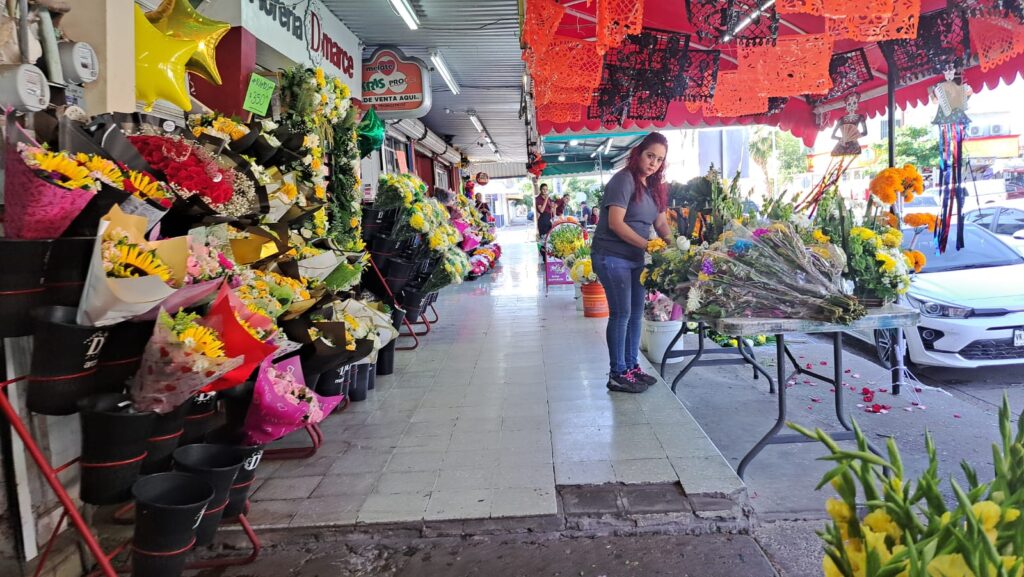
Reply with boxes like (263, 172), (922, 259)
(245, 227), (747, 534)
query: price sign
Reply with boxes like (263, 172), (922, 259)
(242, 74), (276, 116)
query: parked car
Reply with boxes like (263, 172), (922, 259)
(849, 224), (1024, 369)
(903, 193), (942, 216)
(963, 199), (1024, 254)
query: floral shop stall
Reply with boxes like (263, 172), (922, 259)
(0, 5), (430, 569)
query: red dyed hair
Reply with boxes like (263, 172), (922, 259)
(625, 132), (669, 212)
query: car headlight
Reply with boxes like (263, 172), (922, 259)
(908, 296), (973, 319)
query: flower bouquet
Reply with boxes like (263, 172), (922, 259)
(76, 206), (188, 326)
(642, 244), (696, 297)
(241, 355), (341, 446)
(419, 247), (471, 294)
(685, 222), (866, 324)
(329, 299), (399, 363)
(545, 223), (585, 260)
(128, 309), (244, 413)
(4, 142), (98, 239)
(233, 268), (314, 320)
(199, 284), (279, 393)
(323, 252), (369, 292)
(375, 173), (424, 211)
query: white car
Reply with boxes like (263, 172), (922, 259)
(963, 199), (1024, 255)
(851, 224), (1024, 369)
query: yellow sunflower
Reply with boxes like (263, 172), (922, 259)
(108, 243), (173, 282)
(178, 323), (227, 358)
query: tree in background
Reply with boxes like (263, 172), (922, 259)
(871, 125), (939, 172)
(748, 128), (808, 196)
(563, 176), (603, 211)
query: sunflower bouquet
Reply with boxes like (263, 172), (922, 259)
(129, 309), (244, 413)
(77, 206), (189, 326)
(197, 284), (280, 394)
(4, 143), (99, 238)
(188, 113), (250, 142)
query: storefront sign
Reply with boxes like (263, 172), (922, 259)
(362, 46), (432, 119)
(204, 0), (361, 96)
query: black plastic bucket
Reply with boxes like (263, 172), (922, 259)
(172, 444), (244, 546)
(400, 288), (427, 324)
(315, 366), (346, 397)
(95, 320), (155, 394)
(218, 382), (254, 434)
(375, 307), (406, 377)
(43, 236), (94, 307)
(78, 394), (156, 505)
(205, 429), (264, 520)
(131, 471), (213, 577)
(350, 364), (370, 403)
(180, 393), (218, 446)
(140, 402), (189, 475)
(367, 364), (376, 391)
(0, 239), (51, 338)
(27, 306), (108, 415)
(361, 207), (387, 242)
(385, 258), (415, 294)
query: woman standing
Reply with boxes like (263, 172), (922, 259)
(591, 133), (673, 393)
(535, 184), (554, 240)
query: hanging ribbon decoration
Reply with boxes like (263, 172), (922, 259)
(936, 123), (968, 253)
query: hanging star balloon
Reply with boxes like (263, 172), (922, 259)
(146, 0), (230, 85)
(135, 5), (198, 112)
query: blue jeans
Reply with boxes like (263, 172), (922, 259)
(592, 253), (645, 375)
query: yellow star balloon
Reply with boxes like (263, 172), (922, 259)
(146, 0), (231, 85)
(135, 5), (198, 111)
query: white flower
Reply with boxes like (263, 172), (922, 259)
(676, 237), (691, 252)
(685, 286), (702, 314)
(259, 119), (279, 132)
(302, 154), (313, 166)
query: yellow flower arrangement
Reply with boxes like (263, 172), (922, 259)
(880, 228), (902, 249)
(850, 227), (878, 243)
(75, 153), (123, 185)
(812, 229), (831, 244)
(162, 310), (227, 358)
(315, 67), (326, 88)
(647, 238), (668, 253)
(280, 181), (299, 202)
(875, 251), (897, 273)
(23, 146), (96, 191)
(101, 229), (173, 282)
(312, 207), (328, 237)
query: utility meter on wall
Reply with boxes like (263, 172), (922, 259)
(0, 64), (51, 112)
(58, 41), (99, 85)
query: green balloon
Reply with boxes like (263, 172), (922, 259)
(357, 108), (385, 158)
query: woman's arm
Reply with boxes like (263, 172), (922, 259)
(653, 213), (673, 242)
(606, 206), (649, 249)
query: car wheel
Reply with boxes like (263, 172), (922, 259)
(874, 328), (898, 369)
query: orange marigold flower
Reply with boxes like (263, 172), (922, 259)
(882, 212), (900, 229)
(903, 249), (926, 273)
(903, 212), (937, 232)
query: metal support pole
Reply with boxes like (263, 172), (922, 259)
(885, 60), (904, 396)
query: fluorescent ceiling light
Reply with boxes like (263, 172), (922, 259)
(569, 139), (579, 146)
(495, 151), (502, 161)
(488, 142), (498, 153)
(721, 0), (775, 43)
(603, 138), (614, 155)
(558, 154), (566, 162)
(387, 0), (420, 30)
(590, 150), (598, 158)
(468, 110), (484, 133)
(430, 49), (460, 95)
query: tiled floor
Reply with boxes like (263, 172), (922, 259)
(248, 227), (743, 528)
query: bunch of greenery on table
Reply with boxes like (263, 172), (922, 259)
(792, 396), (1024, 577)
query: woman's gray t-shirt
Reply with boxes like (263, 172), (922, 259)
(591, 170), (658, 263)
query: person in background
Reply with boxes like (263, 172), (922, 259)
(474, 192), (492, 221)
(535, 184), (554, 240)
(555, 193), (570, 217)
(580, 201), (592, 223)
(590, 132), (673, 394)
(588, 206), (600, 226)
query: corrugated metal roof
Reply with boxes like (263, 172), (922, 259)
(326, 0), (529, 163)
(468, 162), (528, 179)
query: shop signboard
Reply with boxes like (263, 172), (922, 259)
(361, 46), (432, 120)
(203, 0), (362, 97)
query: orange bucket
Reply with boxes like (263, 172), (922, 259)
(581, 282), (609, 318)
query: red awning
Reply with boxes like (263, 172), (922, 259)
(534, 0), (1024, 147)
